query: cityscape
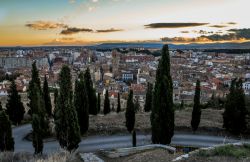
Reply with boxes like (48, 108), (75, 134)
(1, 0), (250, 162)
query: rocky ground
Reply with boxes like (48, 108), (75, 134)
(98, 148), (178, 162)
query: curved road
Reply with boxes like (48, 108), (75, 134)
(13, 124), (249, 153)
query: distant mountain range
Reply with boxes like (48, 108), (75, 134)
(89, 41), (250, 50)
(1, 41), (250, 50)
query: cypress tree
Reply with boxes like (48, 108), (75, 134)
(180, 100), (184, 109)
(134, 98), (140, 113)
(97, 93), (101, 113)
(223, 78), (247, 133)
(55, 65), (81, 151)
(117, 92), (121, 113)
(0, 103), (14, 152)
(43, 75), (52, 117)
(29, 62), (42, 91)
(104, 89), (111, 115)
(191, 79), (201, 132)
(6, 80), (25, 125)
(32, 114), (43, 155)
(30, 83), (47, 154)
(144, 82), (153, 112)
(28, 62), (43, 115)
(28, 62), (49, 139)
(132, 130), (136, 147)
(74, 72), (89, 135)
(151, 44), (174, 144)
(236, 79), (247, 131)
(125, 90), (135, 133)
(84, 68), (97, 115)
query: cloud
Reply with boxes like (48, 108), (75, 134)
(162, 28), (250, 43)
(96, 28), (124, 33)
(60, 27), (93, 35)
(144, 23), (209, 29)
(25, 21), (67, 30)
(88, 6), (96, 12)
(209, 25), (228, 28)
(60, 27), (124, 34)
(180, 31), (189, 34)
(44, 37), (90, 45)
(68, 0), (76, 4)
(227, 22), (237, 25)
(193, 30), (214, 34)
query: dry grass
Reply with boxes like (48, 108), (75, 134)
(175, 108), (223, 128)
(88, 108), (224, 135)
(0, 151), (81, 162)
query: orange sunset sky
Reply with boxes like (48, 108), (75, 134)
(0, 0), (250, 46)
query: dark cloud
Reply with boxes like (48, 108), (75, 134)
(144, 23), (209, 29)
(180, 31), (189, 33)
(162, 28), (250, 43)
(96, 28), (124, 33)
(60, 27), (93, 35)
(209, 25), (228, 28)
(193, 30), (214, 34)
(227, 22), (237, 25)
(216, 31), (223, 34)
(26, 21), (67, 30)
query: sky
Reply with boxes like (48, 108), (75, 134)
(0, 0), (250, 46)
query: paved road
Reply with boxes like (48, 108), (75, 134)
(13, 124), (248, 153)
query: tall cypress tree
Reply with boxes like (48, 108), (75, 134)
(223, 78), (246, 134)
(97, 93), (101, 113)
(151, 44), (174, 144)
(191, 79), (201, 132)
(103, 89), (111, 115)
(43, 75), (52, 117)
(117, 92), (121, 113)
(6, 80), (25, 125)
(74, 72), (89, 135)
(0, 103), (14, 152)
(28, 62), (49, 140)
(31, 83), (46, 155)
(84, 68), (97, 115)
(55, 65), (81, 151)
(126, 90), (135, 133)
(28, 61), (42, 115)
(32, 114), (43, 155)
(144, 82), (153, 112)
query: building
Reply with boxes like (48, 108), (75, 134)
(122, 72), (133, 81)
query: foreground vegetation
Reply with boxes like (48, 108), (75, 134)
(180, 144), (250, 162)
(0, 151), (80, 162)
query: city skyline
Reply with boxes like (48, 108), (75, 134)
(0, 0), (250, 46)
